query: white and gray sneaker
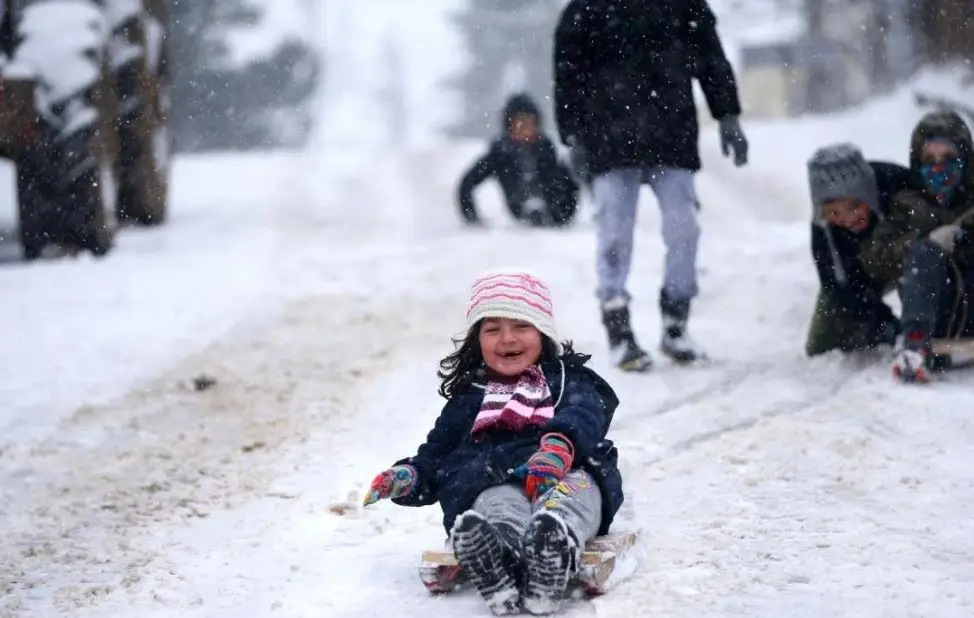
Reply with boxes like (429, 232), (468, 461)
(660, 314), (706, 363)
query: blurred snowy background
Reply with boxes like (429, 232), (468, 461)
(168, 0), (320, 152)
(2, 1), (974, 617)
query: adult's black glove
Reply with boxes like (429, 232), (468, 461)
(719, 116), (748, 166)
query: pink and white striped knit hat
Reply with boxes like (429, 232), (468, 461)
(466, 268), (562, 353)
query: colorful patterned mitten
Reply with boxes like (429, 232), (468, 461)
(362, 464), (418, 506)
(523, 433), (574, 500)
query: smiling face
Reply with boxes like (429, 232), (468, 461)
(822, 197), (873, 233)
(478, 317), (543, 376)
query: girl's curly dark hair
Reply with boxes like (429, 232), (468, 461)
(437, 319), (576, 399)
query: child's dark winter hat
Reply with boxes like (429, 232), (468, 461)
(807, 143), (879, 225)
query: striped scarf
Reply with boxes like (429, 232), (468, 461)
(471, 365), (554, 438)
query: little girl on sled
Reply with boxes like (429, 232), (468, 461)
(362, 269), (625, 615)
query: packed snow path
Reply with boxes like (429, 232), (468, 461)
(2, 136), (973, 618)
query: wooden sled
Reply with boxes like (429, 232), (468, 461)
(931, 338), (974, 369)
(419, 532), (637, 598)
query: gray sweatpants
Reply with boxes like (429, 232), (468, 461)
(469, 470), (602, 545)
(591, 166), (701, 303)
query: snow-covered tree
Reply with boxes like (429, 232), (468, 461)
(443, 0), (562, 139)
(169, 0), (320, 152)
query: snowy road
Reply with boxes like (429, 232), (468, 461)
(3, 135), (973, 618)
(3, 0), (974, 614)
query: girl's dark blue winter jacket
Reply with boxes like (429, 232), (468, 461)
(391, 353), (624, 537)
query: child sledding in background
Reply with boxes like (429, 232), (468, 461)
(457, 94), (580, 228)
(363, 269), (624, 616)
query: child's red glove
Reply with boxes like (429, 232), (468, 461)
(362, 464), (417, 506)
(522, 433), (574, 500)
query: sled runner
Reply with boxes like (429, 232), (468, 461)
(419, 531), (637, 597)
(931, 338), (974, 369)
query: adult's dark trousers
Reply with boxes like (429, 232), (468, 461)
(899, 240), (974, 339)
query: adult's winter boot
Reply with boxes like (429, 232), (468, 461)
(601, 297), (652, 372)
(521, 512), (580, 615)
(659, 290), (705, 363)
(450, 511), (521, 615)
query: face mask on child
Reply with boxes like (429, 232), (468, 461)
(919, 157), (965, 204)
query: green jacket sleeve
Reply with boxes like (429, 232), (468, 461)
(860, 189), (940, 284)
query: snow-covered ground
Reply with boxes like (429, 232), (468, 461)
(2, 2), (974, 617)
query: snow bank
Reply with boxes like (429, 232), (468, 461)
(0, 152), (306, 449)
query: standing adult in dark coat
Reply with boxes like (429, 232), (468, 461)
(554, 0), (748, 371)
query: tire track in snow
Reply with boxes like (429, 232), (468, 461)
(611, 363), (758, 430)
(586, 361), (878, 617)
(610, 353), (880, 480)
(646, 360), (871, 467)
